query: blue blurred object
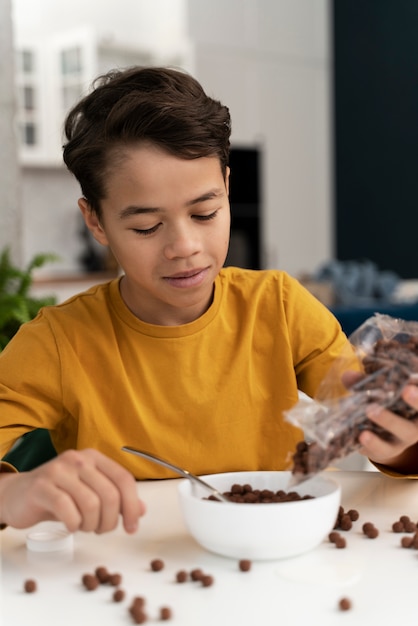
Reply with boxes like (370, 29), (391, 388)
(331, 302), (418, 337)
(313, 259), (400, 306)
(314, 260), (418, 337)
(315, 259), (400, 306)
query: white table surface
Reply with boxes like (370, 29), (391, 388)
(1, 470), (418, 626)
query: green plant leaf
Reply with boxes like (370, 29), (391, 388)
(0, 247), (59, 350)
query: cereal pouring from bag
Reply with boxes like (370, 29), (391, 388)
(285, 314), (418, 483)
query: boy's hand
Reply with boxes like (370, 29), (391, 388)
(358, 385), (418, 473)
(0, 448), (146, 533)
(341, 371), (418, 473)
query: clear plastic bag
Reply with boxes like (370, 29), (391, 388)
(285, 314), (418, 484)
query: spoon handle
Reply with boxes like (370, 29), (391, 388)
(122, 446), (189, 477)
(121, 446), (228, 502)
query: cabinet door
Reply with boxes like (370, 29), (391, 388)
(333, 0), (418, 278)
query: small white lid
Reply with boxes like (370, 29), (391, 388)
(26, 522), (74, 552)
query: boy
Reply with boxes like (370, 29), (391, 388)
(1, 66), (417, 535)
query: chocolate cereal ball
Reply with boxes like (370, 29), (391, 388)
(130, 608), (148, 624)
(150, 558), (165, 572)
(108, 572), (122, 586)
(190, 568), (204, 581)
(24, 579), (37, 593)
(347, 509), (359, 521)
(362, 522), (375, 535)
(130, 596), (146, 611)
(366, 526), (379, 539)
(339, 514), (353, 531)
(335, 535), (347, 549)
(401, 532), (418, 549)
(95, 566), (110, 583)
(160, 606), (173, 620)
(328, 531), (340, 543)
(113, 588), (125, 602)
(176, 570), (188, 583)
(129, 598), (147, 623)
(339, 597), (352, 611)
(82, 573), (99, 591)
(239, 559), (252, 572)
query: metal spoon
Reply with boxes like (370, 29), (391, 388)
(121, 446), (229, 502)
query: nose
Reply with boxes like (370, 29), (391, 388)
(163, 221), (201, 259)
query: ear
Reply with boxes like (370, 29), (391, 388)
(78, 198), (109, 246)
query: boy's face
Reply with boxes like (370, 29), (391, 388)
(79, 143), (230, 325)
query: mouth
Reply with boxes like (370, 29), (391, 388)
(166, 268), (206, 279)
(163, 267), (210, 288)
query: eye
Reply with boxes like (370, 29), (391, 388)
(132, 223), (161, 236)
(193, 210), (218, 222)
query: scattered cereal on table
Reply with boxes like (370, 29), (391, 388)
(238, 559), (252, 571)
(113, 588), (125, 602)
(130, 596), (146, 610)
(108, 572), (122, 586)
(82, 573), (99, 591)
(150, 558), (165, 572)
(176, 570), (188, 583)
(335, 535), (347, 549)
(401, 536), (414, 548)
(190, 568), (204, 581)
(392, 515), (417, 533)
(347, 509), (359, 521)
(95, 566), (110, 583)
(160, 606), (173, 620)
(24, 579), (37, 593)
(130, 607), (148, 624)
(362, 522), (379, 538)
(401, 531), (418, 549)
(338, 597), (352, 611)
(339, 514), (353, 531)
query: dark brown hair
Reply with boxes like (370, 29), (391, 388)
(63, 66), (231, 215)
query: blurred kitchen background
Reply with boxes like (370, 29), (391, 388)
(1, 0), (418, 327)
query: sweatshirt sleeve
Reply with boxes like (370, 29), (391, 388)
(0, 310), (64, 457)
(282, 273), (353, 398)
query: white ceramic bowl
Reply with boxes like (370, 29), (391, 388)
(178, 471), (341, 560)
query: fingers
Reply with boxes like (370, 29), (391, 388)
(357, 423), (399, 463)
(0, 471), (84, 531)
(58, 449), (145, 534)
(26, 474), (87, 532)
(402, 384), (418, 409)
(88, 451), (146, 533)
(359, 393), (418, 465)
(341, 370), (364, 388)
(48, 456), (120, 533)
(1, 449), (146, 534)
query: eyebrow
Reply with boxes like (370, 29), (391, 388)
(117, 188), (224, 220)
(186, 188), (224, 207)
(118, 205), (158, 219)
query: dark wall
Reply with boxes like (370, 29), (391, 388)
(333, 0), (418, 278)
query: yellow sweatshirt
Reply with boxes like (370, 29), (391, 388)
(0, 268), (348, 479)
